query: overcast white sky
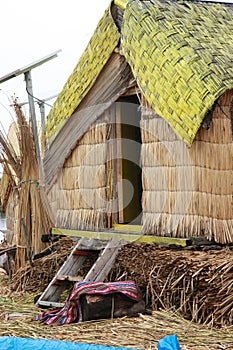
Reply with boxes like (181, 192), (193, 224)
(1, 0), (232, 136)
(0, 0), (110, 135)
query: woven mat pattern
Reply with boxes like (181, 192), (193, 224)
(121, 0), (233, 146)
(46, 6), (120, 140)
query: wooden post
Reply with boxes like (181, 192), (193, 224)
(108, 104), (119, 226)
(115, 103), (124, 223)
(21, 218), (33, 267)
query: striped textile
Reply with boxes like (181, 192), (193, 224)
(35, 281), (141, 325)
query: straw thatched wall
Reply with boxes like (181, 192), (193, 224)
(48, 112), (111, 231)
(141, 90), (233, 244)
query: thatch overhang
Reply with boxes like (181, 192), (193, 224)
(46, 0), (233, 148)
(44, 53), (135, 187)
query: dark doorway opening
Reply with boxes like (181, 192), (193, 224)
(115, 95), (142, 224)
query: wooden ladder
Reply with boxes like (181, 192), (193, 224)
(36, 237), (124, 308)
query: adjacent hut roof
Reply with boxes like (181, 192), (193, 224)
(46, 5), (120, 142)
(46, 0), (233, 147)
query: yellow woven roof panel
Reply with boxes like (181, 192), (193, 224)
(121, 0), (233, 146)
(46, 5), (120, 140)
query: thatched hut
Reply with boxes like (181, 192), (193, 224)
(37, 0), (233, 244)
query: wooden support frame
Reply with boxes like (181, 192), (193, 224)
(106, 104), (119, 227)
(115, 103), (124, 223)
(51, 227), (191, 247)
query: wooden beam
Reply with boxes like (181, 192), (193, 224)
(115, 102), (124, 223)
(21, 218), (33, 267)
(51, 227), (190, 247)
(37, 300), (65, 308)
(56, 275), (83, 283)
(113, 224), (142, 233)
(121, 86), (140, 97)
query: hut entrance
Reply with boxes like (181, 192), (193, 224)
(114, 96), (142, 224)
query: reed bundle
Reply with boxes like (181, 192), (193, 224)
(4, 191), (15, 243)
(0, 102), (54, 269)
(55, 209), (107, 231)
(65, 144), (107, 167)
(51, 118), (109, 231)
(56, 188), (107, 210)
(140, 91), (233, 244)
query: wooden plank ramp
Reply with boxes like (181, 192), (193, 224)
(36, 237), (124, 309)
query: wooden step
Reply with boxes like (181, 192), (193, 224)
(37, 300), (65, 308)
(53, 275), (83, 286)
(36, 238), (124, 309)
(36, 237), (101, 307)
(84, 239), (124, 282)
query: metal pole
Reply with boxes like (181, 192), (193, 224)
(24, 70), (44, 183)
(38, 93), (58, 133)
(38, 101), (46, 133)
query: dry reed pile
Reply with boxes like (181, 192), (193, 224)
(6, 237), (233, 329)
(9, 237), (73, 293)
(0, 102), (54, 269)
(141, 91), (233, 244)
(112, 243), (233, 328)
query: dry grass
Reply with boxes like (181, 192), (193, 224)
(0, 289), (232, 350)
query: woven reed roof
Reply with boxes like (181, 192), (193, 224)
(122, 0), (233, 146)
(47, 0), (233, 146)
